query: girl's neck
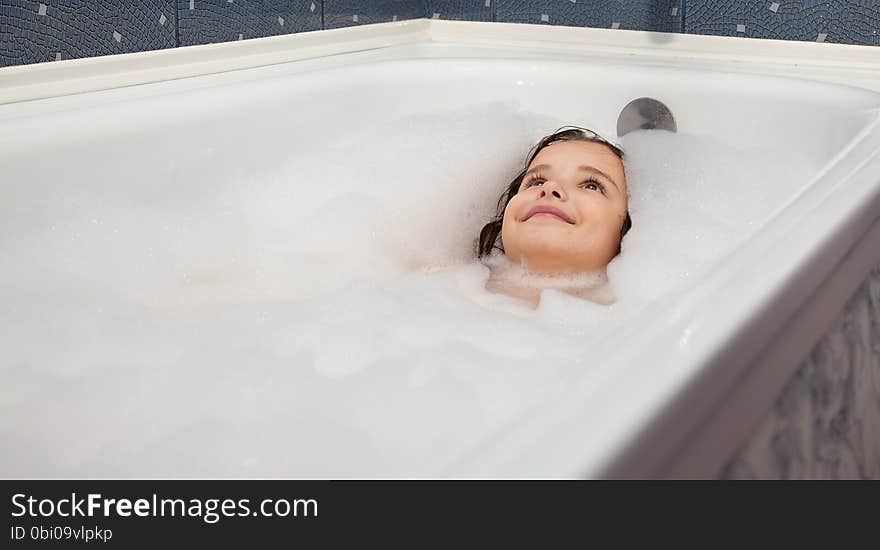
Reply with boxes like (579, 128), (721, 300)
(482, 253), (616, 307)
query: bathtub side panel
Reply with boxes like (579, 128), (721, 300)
(722, 264), (880, 479)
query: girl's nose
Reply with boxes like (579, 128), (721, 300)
(539, 180), (567, 200)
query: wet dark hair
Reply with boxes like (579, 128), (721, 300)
(475, 126), (633, 258)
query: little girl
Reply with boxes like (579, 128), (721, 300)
(476, 127), (632, 307)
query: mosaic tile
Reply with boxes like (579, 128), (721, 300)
(1, 0), (175, 67)
(323, 0), (426, 29)
(426, 0), (492, 22)
(177, 0), (320, 47)
(686, 1), (880, 46)
(496, 0), (682, 33)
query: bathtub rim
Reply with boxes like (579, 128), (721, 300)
(2, 19), (880, 105)
(654, 215), (880, 479)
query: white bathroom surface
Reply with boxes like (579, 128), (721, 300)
(2, 41), (880, 477)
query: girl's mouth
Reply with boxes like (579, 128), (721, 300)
(523, 205), (575, 224)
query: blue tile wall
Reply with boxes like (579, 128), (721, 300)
(178, 1), (321, 47)
(495, 0), (682, 33)
(1, 0), (176, 67)
(4, 1), (880, 67)
(323, 0), (426, 29)
(427, 0), (493, 21)
(685, 1), (880, 46)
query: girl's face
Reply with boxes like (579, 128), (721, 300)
(501, 140), (629, 274)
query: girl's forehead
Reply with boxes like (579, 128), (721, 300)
(533, 140), (618, 163)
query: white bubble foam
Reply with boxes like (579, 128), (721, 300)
(0, 101), (819, 477)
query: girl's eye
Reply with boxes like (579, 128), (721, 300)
(523, 176), (545, 189)
(583, 180), (605, 193)
(522, 175), (606, 193)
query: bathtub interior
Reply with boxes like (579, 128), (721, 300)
(2, 43), (880, 477)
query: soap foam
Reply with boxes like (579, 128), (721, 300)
(0, 101), (818, 477)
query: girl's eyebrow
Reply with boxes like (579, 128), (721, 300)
(524, 163), (621, 192)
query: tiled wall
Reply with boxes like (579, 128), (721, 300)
(686, 1), (880, 46)
(722, 264), (880, 479)
(0, 0), (429, 66)
(178, 1), (321, 47)
(324, 0), (425, 29)
(3, 1), (879, 67)
(489, 1), (681, 33)
(1, 1), (177, 65)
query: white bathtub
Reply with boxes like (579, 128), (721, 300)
(2, 20), (879, 478)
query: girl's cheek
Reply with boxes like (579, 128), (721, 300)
(504, 197), (521, 217)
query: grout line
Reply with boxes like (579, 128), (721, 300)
(681, 0), (687, 34)
(321, 0), (325, 30)
(174, 0), (180, 48)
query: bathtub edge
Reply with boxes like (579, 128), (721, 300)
(3, 19), (880, 106)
